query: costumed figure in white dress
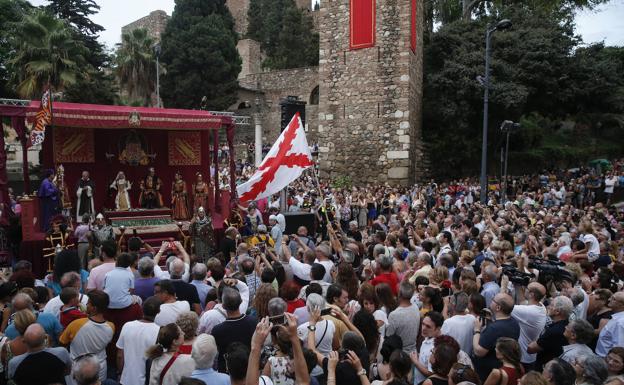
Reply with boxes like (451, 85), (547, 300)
(110, 171), (132, 211)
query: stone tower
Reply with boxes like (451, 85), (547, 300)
(318, 0), (425, 185)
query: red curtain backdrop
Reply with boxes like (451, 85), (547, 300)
(53, 127), (95, 163)
(350, 0), (376, 50)
(411, 0), (417, 53)
(41, 127), (214, 214)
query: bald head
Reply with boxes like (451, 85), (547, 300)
(12, 292), (33, 311)
(492, 293), (514, 315)
(611, 292), (624, 311)
(527, 282), (546, 302)
(23, 323), (46, 350)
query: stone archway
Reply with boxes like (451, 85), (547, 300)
(309, 85), (319, 105)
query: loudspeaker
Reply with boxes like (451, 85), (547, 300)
(280, 96), (306, 132)
(283, 212), (316, 235)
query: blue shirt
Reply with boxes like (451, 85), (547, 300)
(104, 267), (134, 309)
(134, 277), (160, 301)
(6, 311), (63, 344)
(191, 367), (231, 385)
(191, 280), (212, 309)
(46, 270), (89, 296)
(481, 281), (500, 308)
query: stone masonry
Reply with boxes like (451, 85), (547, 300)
(121, 10), (169, 41)
(317, 0), (425, 185)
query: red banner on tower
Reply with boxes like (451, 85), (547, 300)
(350, 0), (376, 50)
(411, 0), (417, 52)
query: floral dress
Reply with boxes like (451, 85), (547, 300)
(268, 355), (295, 385)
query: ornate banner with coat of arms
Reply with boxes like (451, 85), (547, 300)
(168, 131), (202, 166)
(53, 127), (95, 163)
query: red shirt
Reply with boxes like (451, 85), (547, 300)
(287, 299), (306, 314)
(370, 272), (399, 296)
(60, 307), (87, 329)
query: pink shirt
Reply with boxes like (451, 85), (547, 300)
(86, 262), (116, 290)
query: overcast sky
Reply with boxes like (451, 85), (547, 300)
(30, 0), (624, 50)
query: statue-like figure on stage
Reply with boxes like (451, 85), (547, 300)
(139, 167), (163, 209)
(91, 213), (114, 258)
(42, 215), (74, 272)
(110, 171), (132, 211)
(54, 165), (72, 220)
(189, 206), (215, 262)
(76, 170), (95, 222)
(171, 171), (190, 220)
(192, 172), (209, 214)
(38, 169), (60, 232)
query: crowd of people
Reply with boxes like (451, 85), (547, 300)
(0, 159), (623, 385)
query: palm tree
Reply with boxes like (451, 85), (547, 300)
(9, 10), (87, 98)
(115, 28), (159, 106)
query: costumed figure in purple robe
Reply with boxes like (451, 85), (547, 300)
(38, 169), (60, 232)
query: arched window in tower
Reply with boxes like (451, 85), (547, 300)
(310, 86), (319, 105)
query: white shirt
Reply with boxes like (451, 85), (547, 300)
(148, 352), (195, 385)
(154, 301), (190, 326)
(511, 304), (548, 364)
(596, 311), (624, 357)
(297, 318), (335, 355)
(605, 176), (617, 194)
(413, 337), (435, 384)
(314, 259), (335, 283)
(441, 314), (476, 356)
(197, 280), (250, 333)
(116, 320), (160, 385)
(582, 234), (600, 262)
(289, 257), (312, 281)
(43, 293), (89, 318)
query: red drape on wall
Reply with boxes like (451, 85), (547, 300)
(411, 0), (418, 53)
(350, 0), (376, 50)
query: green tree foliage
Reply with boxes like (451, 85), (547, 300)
(0, 0), (33, 98)
(46, 0), (116, 104)
(114, 28), (158, 107)
(247, 0), (319, 70)
(422, 4), (624, 178)
(160, 0), (241, 110)
(8, 10), (88, 98)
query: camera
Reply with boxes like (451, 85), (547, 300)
(338, 348), (349, 361)
(528, 256), (573, 283)
(501, 264), (535, 286)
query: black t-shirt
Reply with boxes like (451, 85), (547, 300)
(212, 314), (258, 372)
(171, 280), (200, 309)
(536, 319), (568, 370)
(220, 237), (236, 259)
(475, 317), (520, 381)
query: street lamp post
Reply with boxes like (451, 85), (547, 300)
(480, 19), (512, 204)
(154, 43), (161, 108)
(254, 97), (263, 167)
(500, 120), (520, 204)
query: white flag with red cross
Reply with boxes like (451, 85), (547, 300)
(237, 112), (314, 203)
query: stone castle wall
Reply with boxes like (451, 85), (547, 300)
(237, 67), (319, 143)
(317, 0), (424, 185)
(121, 10), (169, 41)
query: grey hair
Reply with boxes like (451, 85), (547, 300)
(550, 295), (574, 318)
(306, 293), (326, 312)
(378, 255), (394, 270)
(568, 319), (595, 345)
(192, 263), (208, 281)
(316, 244), (332, 258)
(12, 293), (33, 309)
(268, 297), (287, 316)
(138, 257), (155, 277)
(72, 354), (100, 385)
(451, 292), (470, 314)
(191, 334), (218, 369)
(417, 252), (432, 265)
(483, 264), (498, 281)
(221, 287), (242, 312)
(578, 354), (608, 385)
(349, 220), (358, 227)
(398, 282), (415, 301)
(60, 271), (82, 288)
(170, 258), (185, 279)
(568, 287), (585, 307)
(559, 233), (571, 246)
